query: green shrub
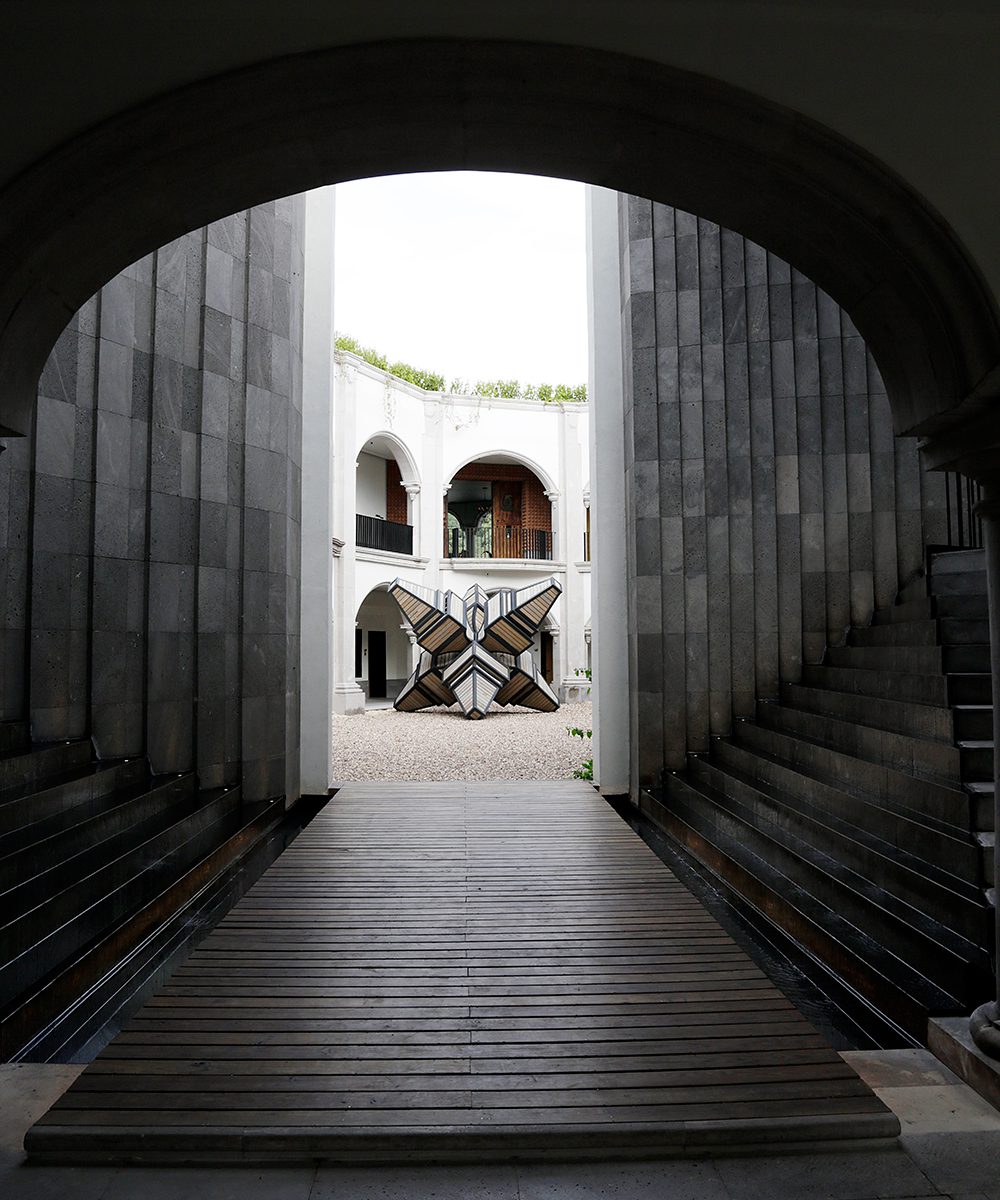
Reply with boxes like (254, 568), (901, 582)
(335, 334), (587, 403)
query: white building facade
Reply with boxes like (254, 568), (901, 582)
(330, 351), (592, 713)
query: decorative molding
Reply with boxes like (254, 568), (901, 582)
(356, 549), (429, 569)
(331, 537), (345, 557)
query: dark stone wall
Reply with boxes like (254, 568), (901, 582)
(621, 196), (948, 784)
(0, 196), (304, 802)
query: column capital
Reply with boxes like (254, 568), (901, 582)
(544, 488), (561, 502)
(402, 481), (421, 495)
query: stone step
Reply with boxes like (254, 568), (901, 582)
(0, 759), (148, 858)
(801, 663), (950, 707)
(850, 620), (939, 647)
(852, 617), (989, 647)
(898, 575), (929, 605)
(0, 780), (233, 1008)
(781, 683), (953, 743)
(965, 781), (994, 831)
(690, 751), (987, 942)
(977, 832), (995, 883)
(645, 780), (971, 1040)
(0, 723), (29, 757)
(935, 594), (990, 620)
(826, 643), (991, 674)
(0, 741), (91, 801)
(755, 700), (960, 785)
(949, 674), (993, 704)
(0, 775), (195, 902)
(954, 705), (994, 741)
(929, 571), (990, 597)
(713, 736), (979, 882)
(732, 720), (971, 829)
(0, 792), (286, 1063)
(873, 597), (934, 626)
(958, 740), (994, 781)
(931, 548), (986, 575)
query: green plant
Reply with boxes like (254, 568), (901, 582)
(335, 333), (588, 403)
(568, 666), (593, 780)
(335, 333), (443, 391)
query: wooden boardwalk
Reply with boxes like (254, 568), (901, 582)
(26, 781), (898, 1163)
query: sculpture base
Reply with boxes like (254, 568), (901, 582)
(929, 1015), (1000, 1113)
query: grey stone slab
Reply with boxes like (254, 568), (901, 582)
(651, 200), (675, 240)
(628, 235), (653, 293)
(100, 273), (136, 348)
(34, 396), (76, 479)
(37, 330), (78, 403)
(203, 306), (233, 377)
(746, 283), (770, 341)
(95, 409), (132, 487)
(715, 1148), (935, 1199)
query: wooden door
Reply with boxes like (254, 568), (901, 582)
(495, 482), (522, 557)
(368, 630), (387, 698)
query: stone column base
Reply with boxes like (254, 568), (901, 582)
(332, 682), (366, 715)
(929, 1015), (1000, 1113)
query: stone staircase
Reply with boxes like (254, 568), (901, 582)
(0, 728), (285, 1061)
(643, 547), (995, 1044)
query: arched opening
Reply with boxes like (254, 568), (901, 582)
(4, 21), (1000, 1102)
(443, 453), (555, 562)
(0, 40), (996, 446)
(354, 584), (413, 705)
(354, 431), (419, 555)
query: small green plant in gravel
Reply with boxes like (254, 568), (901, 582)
(568, 667), (593, 780)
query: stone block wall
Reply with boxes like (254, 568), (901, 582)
(621, 196), (948, 783)
(0, 197), (305, 802)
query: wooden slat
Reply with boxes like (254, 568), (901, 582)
(25, 780), (898, 1162)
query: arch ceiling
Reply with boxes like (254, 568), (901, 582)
(357, 431), (420, 485)
(447, 451), (558, 497)
(0, 29), (998, 447)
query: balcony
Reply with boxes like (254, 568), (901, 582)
(445, 525), (553, 561)
(356, 513), (413, 555)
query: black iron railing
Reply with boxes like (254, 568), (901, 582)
(445, 525), (553, 561)
(356, 513), (413, 555)
(944, 472), (983, 549)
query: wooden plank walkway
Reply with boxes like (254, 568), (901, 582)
(26, 781), (898, 1163)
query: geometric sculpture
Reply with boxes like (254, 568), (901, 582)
(388, 577), (562, 718)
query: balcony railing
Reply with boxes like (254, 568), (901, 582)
(445, 525), (553, 561)
(356, 513), (413, 555)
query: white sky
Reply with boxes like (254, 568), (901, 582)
(333, 172), (588, 389)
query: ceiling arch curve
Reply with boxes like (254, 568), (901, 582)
(0, 39), (996, 441)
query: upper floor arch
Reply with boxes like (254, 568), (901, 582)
(356, 430), (421, 489)
(445, 451), (558, 499)
(0, 36), (997, 454)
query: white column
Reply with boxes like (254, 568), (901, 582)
(332, 359), (366, 714)
(299, 186), (337, 795)
(586, 184), (630, 798)
(403, 481), (421, 554)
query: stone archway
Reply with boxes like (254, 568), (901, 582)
(0, 39), (997, 446)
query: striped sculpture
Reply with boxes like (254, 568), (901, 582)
(388, 578), (562, 719)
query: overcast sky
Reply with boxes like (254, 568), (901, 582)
(333, 172), (588, 389)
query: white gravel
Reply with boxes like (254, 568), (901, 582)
(332, 701), (593, 782)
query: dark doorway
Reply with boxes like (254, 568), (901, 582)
(541, 632), (554, 684)
(355, 628), (363, 679)
(368, 630), (387, 699)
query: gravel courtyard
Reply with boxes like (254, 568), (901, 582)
(332, 701), (593, 782)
